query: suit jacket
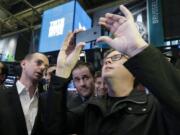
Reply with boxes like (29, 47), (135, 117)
(0, 85), (46, 135)
(67, 92), (84, 109)
(45, 47), (180, 135)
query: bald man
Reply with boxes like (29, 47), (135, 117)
(0, 53), (49, 135)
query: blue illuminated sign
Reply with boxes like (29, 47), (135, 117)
(39, 0), (92, 52)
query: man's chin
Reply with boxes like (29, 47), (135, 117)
(103, 73), (113, 79)
(33, 76), (42, 81)
(80, 92), (91, 98)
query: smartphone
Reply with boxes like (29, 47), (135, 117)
(75, 26), (101, 44)
(112, 8), (125, 16)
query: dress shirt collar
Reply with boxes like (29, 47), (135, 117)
(16, 80), (39, 97)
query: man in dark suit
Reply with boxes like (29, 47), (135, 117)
(67, 61), (95, 109)
(0, 53), (49, 135)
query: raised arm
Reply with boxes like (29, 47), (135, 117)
(45, 31), (85, 135)
(98, 5), (180, 114)
(56, 31), (85, 78)
(97, 5), (148, 57)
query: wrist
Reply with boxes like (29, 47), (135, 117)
(128, 38), (148, 57)
(55, 68), (71, 78)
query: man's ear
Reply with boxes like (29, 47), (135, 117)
(20, 60), (26, 69)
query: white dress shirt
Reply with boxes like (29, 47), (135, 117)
(16, 80), (38, 135)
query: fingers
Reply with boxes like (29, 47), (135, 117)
(99, 13), (127, 32)
(99, 22), (110, 30)
(105, 13), (124, 21)
(75, 29), (85, 34)
(74, 42), (85, 56)
(68, 42), (85, 68)
(66, 41), (84, 59)
(96, 36), (113, 45)
(76, 42), (85, 48)
(120, 5), (133, 21)
(61, 32), (74, 51)
(99, 14), (125, 24)
(99, 5), (132, 27)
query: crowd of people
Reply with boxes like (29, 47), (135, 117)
(0, 5), (180, 135)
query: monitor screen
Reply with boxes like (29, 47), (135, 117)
(4, 75), (17, 88)
(74, 2), (92, 50)
(0, 35), (17, 62)
(67, 80), (76, 91)
(39, 0), (92, 53)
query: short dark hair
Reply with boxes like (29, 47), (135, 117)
(72, 61), (95, 77)
(103, 48), (116, 59)
(0, 62), (8, 84)
(24, 53), (34, 60)
(24, 52), (48, 61)
(94, 71), (102, 80)
(103, 48), (140, 88)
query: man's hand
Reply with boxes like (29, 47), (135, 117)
(56, 31), (85, 78)
(97, 5), (148, 57)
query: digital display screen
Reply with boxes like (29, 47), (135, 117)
(67, 80), (76, 91)
(4, 75), (17, 87)
(0, 35), (17, 62)
(39, 1), (92, 52)
(74, 2), (92, 50)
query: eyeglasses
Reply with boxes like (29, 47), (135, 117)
(103, 54), (127, 64)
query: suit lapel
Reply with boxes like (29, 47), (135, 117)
(7, 86), (28, 135)
(31, 92), (46, 135)
(31, 98), (41, 135)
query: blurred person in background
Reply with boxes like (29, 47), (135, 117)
(0, 61), (8, 87)
(0, 53), (49, 135)
(94, 70), (108, 96)
(42, 64), (56, 90)
(67, 61), (95, 109)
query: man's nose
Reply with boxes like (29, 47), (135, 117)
(104, 58), (112, 65)
(40, 64), (47, 71)
(100, 83), (104, 89)
(79, 79), (85, 86)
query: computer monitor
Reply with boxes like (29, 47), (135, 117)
(0, 35), (18, 62)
